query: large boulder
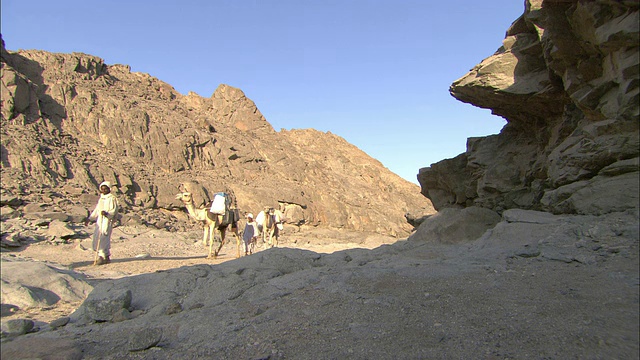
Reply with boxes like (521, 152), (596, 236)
(419, 1), (639, 216)
(0, 258), (92, 310)
(408, 207), (501, 244)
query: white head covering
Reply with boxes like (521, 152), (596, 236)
(247, 213), (254, 218)
(99, 181), (112, 190)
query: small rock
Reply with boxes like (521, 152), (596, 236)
(41, 212), (70, 222)
(515, 244), (541, 258)
(1, 233), (25, 248)
(189, 303), (204, 310)
(23, 203), (47, 213)
(165, 302), (182, 315)
(84, 289), (132, 322)
(0, 196), (23, 207)
(112, 308), (133, 322)
(0, 206), (19, 220)
(46, 220), (76, 239)
(0, 304), (19, 316)
(128, 328), (163, 352)
(1, 318), (35, 336)
(49, 316), (70, 329)
(130, 309), (145, 318)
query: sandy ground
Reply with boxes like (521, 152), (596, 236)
(2, 216), (638, 359)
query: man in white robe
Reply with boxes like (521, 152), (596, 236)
(242, 213), (258, 255)
(86, 181), (118, 265)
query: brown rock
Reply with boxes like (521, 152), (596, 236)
(0, 42), (433, 237)
(46, 219), (76, 239)
(420, 1), (639, 216)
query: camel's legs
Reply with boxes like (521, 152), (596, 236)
(207, 225), (216, 258)
(202, 226), (209, 248)
(215, 227), (226, 257)
(261, 227), (267, 247)
(268, 227), (276, 248)
(267, 229), (273, 247)
(272, 228), (279, 248)
(265, 227), (271, 247)
(262, 219), (273, 248)
(232, 227), (242, 258)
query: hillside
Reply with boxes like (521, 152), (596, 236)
(0, 38), (434, 237)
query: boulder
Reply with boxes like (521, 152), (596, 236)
(419, 1), (639, 216)
(127, 328), (163, 352)
(1, 318), (34, 336)
(541, 170), (639, 215)
(66, 204), (89, 223)
(0, 258), (92, 310)
(81, 289), (133, 322)
(408, 206), (501, 243)
(46, 219), (76, 239)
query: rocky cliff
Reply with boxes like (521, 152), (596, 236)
(419, 0), (639, 215)
(1, 2), (638, 358)
(0, 38), (433, 237)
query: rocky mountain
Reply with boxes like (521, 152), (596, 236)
(0, 38), (433, 237)
(1, 1), (638, 359)
(418, 0), (639, 217)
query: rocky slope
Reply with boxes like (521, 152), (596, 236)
(1, 1), (638, 359)
(419, 0), (639, 216)
(1, 208), (638, 359)
(1, 39), (433, 238)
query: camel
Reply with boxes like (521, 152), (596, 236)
(255, 206), (284, 248)
(175, 192), (242, 259)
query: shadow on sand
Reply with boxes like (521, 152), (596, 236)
(69, 254), (213, 269)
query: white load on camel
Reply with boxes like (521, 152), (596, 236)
(210, 192), (229, 215)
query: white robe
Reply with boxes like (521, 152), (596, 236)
(242, 221), (258, 252)
(89, 192), (118, 257)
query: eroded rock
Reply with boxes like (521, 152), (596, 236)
(420, 1), (639, 217)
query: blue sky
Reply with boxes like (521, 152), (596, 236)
(1, 1), (524, 184)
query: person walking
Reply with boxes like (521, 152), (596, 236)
(242, 213), (258, 255)
(85, 181), (119, 265)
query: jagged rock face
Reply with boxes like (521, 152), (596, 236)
(0, 38), (434, 237)
(419, 0), (639, 215)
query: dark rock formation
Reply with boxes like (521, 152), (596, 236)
(419, 0), (639, 215)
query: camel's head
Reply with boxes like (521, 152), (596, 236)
(175, 192), (193, 204)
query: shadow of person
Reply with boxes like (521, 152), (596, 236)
(69, 254), (209, 269)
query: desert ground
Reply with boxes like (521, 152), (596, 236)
(1, 223), (398, 325)
(1, 210), (638, 359)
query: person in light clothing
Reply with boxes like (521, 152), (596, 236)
(242, 213), (258, 255)
(85, 181), (119, 265)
